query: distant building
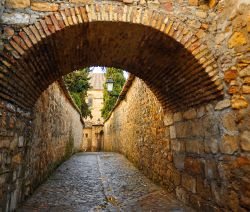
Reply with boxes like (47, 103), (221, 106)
(82, 72), (105, 151)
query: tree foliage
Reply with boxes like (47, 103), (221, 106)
(101, 67), (126, 119)
(63, 68), (92, 119)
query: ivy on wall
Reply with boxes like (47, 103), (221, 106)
(63, 68), (92, 119)
(101, 67), (126, 119)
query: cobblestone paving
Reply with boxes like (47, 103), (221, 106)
(19, 152), (194, 212)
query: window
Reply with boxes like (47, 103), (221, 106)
(85, 133), (88, 138)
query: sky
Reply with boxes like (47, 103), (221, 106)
(90, 66), (129, 79)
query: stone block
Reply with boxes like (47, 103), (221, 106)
(243, 76), (250, 84)
(163, 113), (173, 126)
(204, 138), (219, 154)
(1, 13), (30, 25)
(197, 106), (205, 118)
(220, 135), (238, 154)
(205, 104), (214, 112)
(165, 126), (170, 137)
(228, 32), (247, 48)
(240, 131), (250, 151)
(224, 69), (238, 83)
(209, 0), (217, 8)
(231, 96), (248, 109)
(175, 122), (191, 138)
(195, 11), (207, 19)
(215, 99), (231, 110)
(171, 139), (185, 153)
(173, 154), (185, 170)
(191, 120), (204, 137)
(184, 157), (204, 176)
(203, 115), (220, 137)
(239, 66), (250, 77)
(6, 0), (30, 8)
(221, 112), (237, 132)
(188, 0), (198, 6)
(173, 112), (182, 122)
(228, 86), (239, 94)
(170, 125), (176, 139)
(186, 139), (204, 154)
(161, 2), (173, 11)
(183, 109), (197, 120)
(242, 85), (250, 94)
(31, 2), (59, 12)
(182, 173), (196, 193)
(205, 160), (218, 179)
(197, 29), (207, 39)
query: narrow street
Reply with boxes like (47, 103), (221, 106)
(19, 153), (193, 212)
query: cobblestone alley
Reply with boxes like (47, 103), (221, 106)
(18, 153), (193, 212)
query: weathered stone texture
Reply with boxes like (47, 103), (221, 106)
(5, 0), (30, 9)
(28, 81), (83, 189)
(104, 78), (250, 210)
(0, 0), (250, 210)
(0, 81), (83, 211)
(0, 0), (224, 113)
(31, 2), (59, 12)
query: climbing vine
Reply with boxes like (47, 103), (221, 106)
(101, 67), (126, 119)
(63, 68), (92, 119)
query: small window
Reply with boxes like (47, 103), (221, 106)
(85, 133), (88, 138)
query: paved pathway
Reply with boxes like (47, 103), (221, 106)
(19, 152), (194, 212)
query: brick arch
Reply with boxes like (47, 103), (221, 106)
(0, 3), (223, 112)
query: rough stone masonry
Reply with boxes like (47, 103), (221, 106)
(0, 0), (250, 211)
(104, 77), (250, 211)
(0, 80), (84, 211)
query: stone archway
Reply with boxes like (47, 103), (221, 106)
(0, 0), (250, 211)
(0, 3), (223, 112)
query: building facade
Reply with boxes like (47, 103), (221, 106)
(82, 72), (105, 151)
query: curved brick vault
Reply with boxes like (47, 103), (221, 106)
(0, 3), (223, 112)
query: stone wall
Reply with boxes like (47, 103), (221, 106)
(0, 81), (84, 211)
(104, 77), (250, 211)
(1, 0), (249, 120)
(84, 89), (104, 126)
(82, 125), (104, 151)
(27, 81), (83, 190)
(0, 0), (249, 211)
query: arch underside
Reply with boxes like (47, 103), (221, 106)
(0, 4), (223, 112)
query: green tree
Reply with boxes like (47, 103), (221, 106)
(101, 67), (126, 119)
(63, 68), (92, 119)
